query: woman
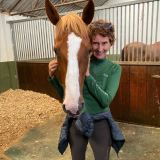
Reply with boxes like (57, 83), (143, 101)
(48, 20), (125, 160)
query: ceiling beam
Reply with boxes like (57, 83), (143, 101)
(9, 0), (23, 12)
(32, 0), (39, 9)
(10, 0), (86, 16)
(0, 0), (5, 5)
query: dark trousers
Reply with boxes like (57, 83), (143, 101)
(69, 119), (112, 160)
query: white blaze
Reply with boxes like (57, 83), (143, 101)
(63, 32), (82, 114)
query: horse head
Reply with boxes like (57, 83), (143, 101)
(45, 0), (94, 115)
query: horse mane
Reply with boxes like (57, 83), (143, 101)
(55, 13), (89, 42)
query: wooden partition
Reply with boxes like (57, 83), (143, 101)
(17, 61), (160, 127)
(16, 61), (62, 101)
(111, 65), (160, 127)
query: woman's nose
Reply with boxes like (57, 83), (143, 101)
(98, 44), (103, 52)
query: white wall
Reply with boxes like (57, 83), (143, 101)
(0, 13), (26, 62)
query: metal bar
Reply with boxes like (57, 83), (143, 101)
(155, 0), (159, 42)
(15, 24), (20, 61)
(16, 23), (22, 60)
(22, 22), (27, 60)
(104, 8), (106, 20)
(150, 1), (154, 44)
(44, 19), (49, 59)
(10, 0), (86, 16)
(128, 5), (131, 43)
(27, 22), (32, 60)
(145, 2), (149, 61)
(108, 8), (111, 55)
(136, 4), (140, 61)
(137, 4), (140, 42)
(131, 4), (135, 61)
(112, 8), (114, 56)
(39, 19), (44, 59)
(32, 20), (37, 59)
(127, 5), (131, 61)
(116, 7), (118, 56)
(33, 0), (39, 9)
(36, 20), (41, 59)
(49, 23), (55, 58)
(29, 20), (33, 59)
(120, 6), (123, 60)
(124, 6), (126, 46)
(132, 4), (135, 42)
(141, 3), (144, 43)
(42, 19), (47, 59)
(33, 20), (39, 59)
(141, 3), (144, 61)
(41, 19), (46, 59)
(10, 24), (18, 61)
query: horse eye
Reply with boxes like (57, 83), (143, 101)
(54, 48), (59, 55)
(88, 48), (92, 53)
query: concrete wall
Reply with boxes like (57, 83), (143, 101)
(0, 13), (25, 92)
(0, 13), (26, 62)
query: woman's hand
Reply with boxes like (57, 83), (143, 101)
(48, 59), (58, 77)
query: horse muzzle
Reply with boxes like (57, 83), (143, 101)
(62, 102), (84, 117)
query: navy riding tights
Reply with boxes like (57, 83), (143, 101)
(69, 119), (112, 160)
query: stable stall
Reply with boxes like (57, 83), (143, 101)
(0, 0), (160, 126)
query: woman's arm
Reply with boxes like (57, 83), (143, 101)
(85, 64), (121, 108)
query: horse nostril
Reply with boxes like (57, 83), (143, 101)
(62, 104), (67, 113)
(81, 102), (84, 108)
(78, 102), (84, 111)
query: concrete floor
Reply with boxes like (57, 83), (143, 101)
(3, 118), (160, 160)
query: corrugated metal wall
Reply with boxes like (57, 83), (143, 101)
(8, 0), (160, 63)
(10, 18), (54, 61)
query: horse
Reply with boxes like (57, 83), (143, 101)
(121, 41), (160, 62)
(146, 42), (160, 61)
(45, 0), (94, 115)
(121, 42), (146, 61)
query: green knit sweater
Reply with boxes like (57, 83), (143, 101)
(49, 58), (121, 114)
(82, 58), (121, 114)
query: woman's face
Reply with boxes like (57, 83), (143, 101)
(92, 34), (112, 59)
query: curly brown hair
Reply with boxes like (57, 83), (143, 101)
(88, 19), (115, 45)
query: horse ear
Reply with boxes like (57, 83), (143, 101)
(45, 0), (60, 25)
(82, 0), (94, 25)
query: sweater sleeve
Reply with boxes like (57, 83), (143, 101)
(48, 76), (64, 98)
(85, 64), (121, 108)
